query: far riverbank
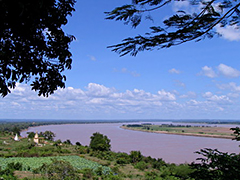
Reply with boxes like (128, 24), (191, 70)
(121, 125), (234, 139)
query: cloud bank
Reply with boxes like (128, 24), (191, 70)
(199, 64), (240, 78)
(1, 82), (239, 119)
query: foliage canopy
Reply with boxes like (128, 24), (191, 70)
(89, 132), (111, 151)
(0, 0), (75, 97)
(40, 130), (56, 141)
(106, 0), (240, 56)
(190, 148), (240, 180)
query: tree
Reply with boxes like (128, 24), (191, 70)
(190, 148), (240, 180)
(190, 128), (240, 179)
(53, 139), (62, 146)
(230, 127), (240, 141)
(75, 141), (81, 146)
(106, 0), (240, 56)
(42, 130), (56, 141)
(27, 131), (35, 139)
(63, 139), (72, 145)
(89, 132), (111, 151)
(12, 126), (20, 136)
(0, 0), (76, 97)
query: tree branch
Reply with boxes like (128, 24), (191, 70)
(137, 0), (171, 13)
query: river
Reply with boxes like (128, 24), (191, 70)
(21, 122), (240, 164)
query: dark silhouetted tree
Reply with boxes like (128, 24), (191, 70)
(190, 128), (240, 179)
(190, 148), (240, 180)
(0, 0), (76, 97)
(106, 0), (240, 56)
(75, 141), (81, 146)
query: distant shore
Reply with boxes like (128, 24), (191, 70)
(121, 126), (234, 139)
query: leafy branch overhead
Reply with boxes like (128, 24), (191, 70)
(106, 0), (240, 56)
(0, 0), (76, 97)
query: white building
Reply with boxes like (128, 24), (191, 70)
(14, 134), (19, 141)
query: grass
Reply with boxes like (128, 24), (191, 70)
(122, 124), (234, 139)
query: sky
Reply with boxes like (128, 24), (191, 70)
(1, 0), (240, 120)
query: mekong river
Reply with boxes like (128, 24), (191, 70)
(21, 122), (240, 164)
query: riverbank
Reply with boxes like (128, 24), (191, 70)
(21, 123), (240, 164)
(121, 126), (234, 139)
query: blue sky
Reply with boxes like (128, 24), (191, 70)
(1, 0), (240, 120)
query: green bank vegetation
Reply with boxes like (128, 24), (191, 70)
(122, 124), (234, 139)
(0, 122), (240, 179)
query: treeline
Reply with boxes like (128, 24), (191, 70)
(0, 120), (154, 135)
(177, 120), (240, 125)
(125, 124), (210, 128)
(159, 124), (210, 128)
(0, 121), (57, 135)
(125, 124), (144, 128)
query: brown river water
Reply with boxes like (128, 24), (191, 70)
(21, 122), (240, 164)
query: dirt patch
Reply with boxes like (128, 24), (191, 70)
(14, 171), (41, 179)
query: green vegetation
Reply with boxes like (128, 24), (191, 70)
(0, 121), (239, 179)
(123, 124), (234, 139)
(89, 132), (111, 151)
(190, 148), (240, 180)
(0, 156), (111, 173)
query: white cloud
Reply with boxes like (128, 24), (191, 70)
(199, 64), (240, 78)
(1, 82), (239, 119)
(113, 68), (140, 77)
(86, 83), (114, 97)
(169, 68), (181, 74)
(88, 55), (96, 61)
(228, 82), (240, 92)
(172, 0), (193, 13)
(217, 64), (240, 78)
(0, 83), (179, 118)
(202, 92), (213, 98)
(200, 66), (217, 78)
(157, 90), (176, 101)
(216, 24), (240, 41)
(217, 82), (240, 92)
(187, 99), (201, 106)
(202, 92), (232, 104)
(227, 92), (240, 98)
(180, 91), (197, 99)
(174, 80), (185, 87)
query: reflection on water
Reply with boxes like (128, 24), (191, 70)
(22, 123), (240, 164)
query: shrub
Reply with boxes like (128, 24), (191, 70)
(81, 168), (95, 179)
(129, 151), (143, 163)
(172, 164), (193, 179)
(134, 161), (148, 171)
(37, 159), (79, 180)
(116, 157), (129, 165)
